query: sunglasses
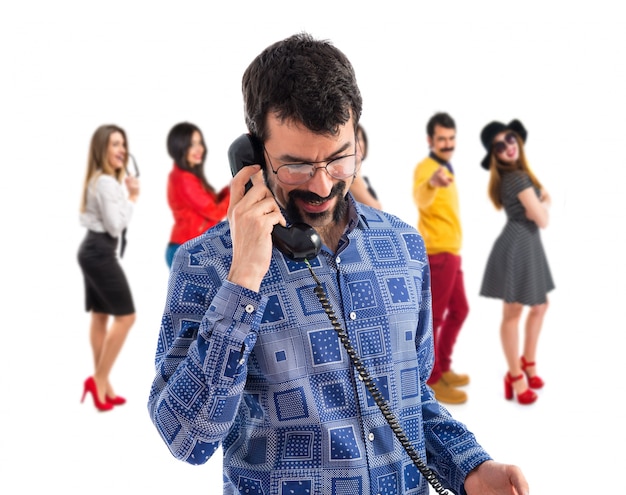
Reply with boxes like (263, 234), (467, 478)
(493, 132), (517, 154)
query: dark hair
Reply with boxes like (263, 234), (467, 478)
(166, 122), (214, 193)
(242, 32), (362, 141)
(426, 112), (456, 138)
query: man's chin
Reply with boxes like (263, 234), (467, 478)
(286, 184), (348, 226)
(302, 210), (331, 226)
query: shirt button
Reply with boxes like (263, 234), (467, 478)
(238, 358), (245, 365)
(368, 432), (375, 441)
(245, 304), (255, 314)
(336, 256), (341, 264)
(358, 374), (364, 381)
(349, 311), (356, 320)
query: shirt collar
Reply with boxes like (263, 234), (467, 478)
(429, 151), (454, 175)
(348, 193), (371, 229)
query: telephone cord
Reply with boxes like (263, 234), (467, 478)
(305, 260), (453, 495)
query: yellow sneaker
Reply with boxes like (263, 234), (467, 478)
(441, 370), (470, 387)
(429, 378), (467, 404)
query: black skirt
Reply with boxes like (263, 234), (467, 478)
(77, 231), (135, 315)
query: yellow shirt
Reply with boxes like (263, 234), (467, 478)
(412, 156), (462, 255)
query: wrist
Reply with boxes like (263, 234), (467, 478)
(227, 266), (264, 293)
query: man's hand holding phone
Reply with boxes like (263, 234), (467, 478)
(227, 165), (286, 292)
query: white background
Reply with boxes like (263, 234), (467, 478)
(1, 1), (624, 494)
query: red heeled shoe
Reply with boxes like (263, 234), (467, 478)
(81, 377), (113, 412)
(521, 356), (544, 389)
(106, 395), (126, 406)
(504, 373), (537, 405)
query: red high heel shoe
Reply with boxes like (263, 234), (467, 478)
(521, 356), (544, 389)
(81, 377), (113, 412)
(504, 373), (537, 405)
(106, 395), (126, 406)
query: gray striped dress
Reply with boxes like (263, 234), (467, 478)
(480, 170), (554, 305)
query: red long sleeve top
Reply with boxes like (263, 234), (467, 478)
(167, 165), (231, 244)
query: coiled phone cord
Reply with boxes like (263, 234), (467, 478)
(305, 260), (453, 495)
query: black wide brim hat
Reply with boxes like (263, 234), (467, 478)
(480, 119), (527, 170)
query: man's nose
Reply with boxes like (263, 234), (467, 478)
(307, 165), (335, 197)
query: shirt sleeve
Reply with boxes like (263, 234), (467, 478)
(178, 174), (231, 224)
(94, 175), (134, 238)
(147, 258), (268, 464)
(413, 159), (439, 208)
(507, 171), (534, 196)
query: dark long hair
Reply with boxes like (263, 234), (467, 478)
(166, 122), (214, 193)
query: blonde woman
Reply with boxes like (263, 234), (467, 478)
(479, 119), (554, 405)
(77, 124), (139, 411)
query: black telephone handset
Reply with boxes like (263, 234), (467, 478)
(227, 134), (322, 262)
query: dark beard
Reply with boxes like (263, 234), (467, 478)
(284, 182), (348, 225)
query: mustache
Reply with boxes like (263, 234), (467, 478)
(285, 182), (347, 224)
(441, 147), (455, 153)
(288, 183), (344, 203)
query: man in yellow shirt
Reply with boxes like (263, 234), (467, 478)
(413, 112), (469, 404)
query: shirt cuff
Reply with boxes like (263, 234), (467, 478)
(210, 280), (268, 328)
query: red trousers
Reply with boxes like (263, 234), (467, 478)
(426, 252), (469, 384)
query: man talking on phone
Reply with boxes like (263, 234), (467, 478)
(148, 34), (529, 495)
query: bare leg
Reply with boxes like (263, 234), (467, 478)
(89, 312), (109, 402)
(522, 301), (548, 378)
(500, 302), (528, 396)
(92, 313), (135, 400)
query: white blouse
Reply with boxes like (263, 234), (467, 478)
(80, 174), (134, 239)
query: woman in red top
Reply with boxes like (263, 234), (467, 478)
(165, 122), (231, 267)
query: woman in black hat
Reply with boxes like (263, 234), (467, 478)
(479, 119), (554, 405)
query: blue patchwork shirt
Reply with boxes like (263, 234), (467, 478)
(147, 196), (491, 495)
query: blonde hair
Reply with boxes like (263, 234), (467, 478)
(80, 125), (128, 212)
(487, 132), (542, 210)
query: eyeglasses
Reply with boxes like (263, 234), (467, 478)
(264, 146), (359, 186)
(493, 132), (517, 155)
